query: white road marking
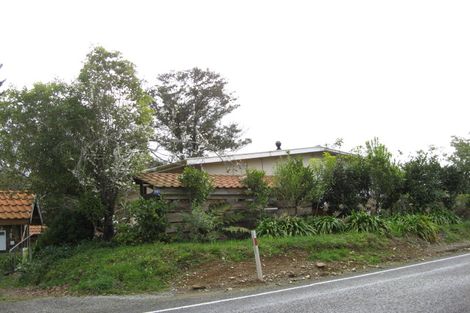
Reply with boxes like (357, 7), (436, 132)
(144, 252), (470, 313)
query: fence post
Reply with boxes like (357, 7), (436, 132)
(251, 230), (263, 281)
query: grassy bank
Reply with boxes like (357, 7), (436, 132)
(1, 221), (470, 296)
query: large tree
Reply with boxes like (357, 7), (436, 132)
(449, 135), (470, 193)
(0, 82), (84, 200)
(151, 68), (251, 161)
(73, 47), (153, 240)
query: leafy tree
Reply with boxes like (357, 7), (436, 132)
(73, 47), (153, 241)
(274, 157), (315, 214)
(363, 138), (403, 212)
(309, 152), (337, 214)
(440, 164), (465, 208)
(151, 68), (251, 161)
(242, 169), (271, 211)
(0, 82), (84, 207)
(402, 151), (444, 211)
(115, 197), (167, 244)
(322, 154), (370, 214)
(449, 135), (470, 193)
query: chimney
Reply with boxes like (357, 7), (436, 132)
(275, 141), (282, 150)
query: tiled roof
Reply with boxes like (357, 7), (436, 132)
(136, 172), (273, 189)
(0, 191), (35, 220)
(30, 225), (47, 236)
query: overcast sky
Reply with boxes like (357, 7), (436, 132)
(1, 0), (469, 160)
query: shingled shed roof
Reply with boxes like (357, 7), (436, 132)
(30, 225), (47, 236)
(0, 191), (36, 221)
(136, 172), (274, 189)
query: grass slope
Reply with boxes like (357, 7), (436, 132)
(1, 222), (470, 295)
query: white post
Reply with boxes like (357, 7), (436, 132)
(251, 230), (263, 281)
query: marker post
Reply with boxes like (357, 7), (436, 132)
(251, 230), (263, 281)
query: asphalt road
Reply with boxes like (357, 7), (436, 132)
(2, 253), (470, 313)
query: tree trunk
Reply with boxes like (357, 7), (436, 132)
(103, 205), (114, 241)
(101, 188), (117, 241)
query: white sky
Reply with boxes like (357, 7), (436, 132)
(1, 0), (469, 160)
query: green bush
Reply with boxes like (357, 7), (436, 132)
(274, 157), (315, 214)
(257, 215), (316, 237)
(0, 253), (20, 275)
(115, 197), (168, 244)
(345, 211), (388, 234)
(453, 194), (470, 219)
(183, 205), (222, 242)
(322, 155), (371, 214)
(428, 209), (461, 225)
(242, 169), (271, 211)
(179, 167), (214, 207)
(306, 216), (345, 234)
(37, 209), (94, 248)
(402, 151), (445, 211)
(391, 214), (439, 242)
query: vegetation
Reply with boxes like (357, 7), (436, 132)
(242, 169), (271, 211)
(115, 198), (168, 244)
(257, 215), (316, 237)
(388, 215), (439, 242)
(345, 210), (389, 234)
(2, 222), (468, 295)
(274, 157), (315, 214)
(0, 47), (153, 241)
(305, 216), (345, 234)
(179, 167), (214, 207)
(72, 47), (153, 240)
(37, 209), (94, 248)
(151, 68), (251, 161)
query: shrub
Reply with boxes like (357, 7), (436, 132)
(453, 194), (470, 219)
(402, 151), (445, 211)
(115, 197), (168, 244)
(322, 155), (370, 214)
(257, 215), (316, 237)
(274, 157), (315, 214)
(183, 205), (222, 242)
(428, 209), (461, 225)
(0, 253), (20, 275)
(392, 214), (439, 242)
(363, 138), (403, 212)
(306, 216), (345, 234)
(242, 169), (271, 211)
(345, 210), (388, 234)
(179, 167), (214, 207)
(37, 209), (94, 248)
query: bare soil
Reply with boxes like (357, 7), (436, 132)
(174, 240), (470, 293)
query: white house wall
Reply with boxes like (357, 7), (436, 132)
(198, 152), (325, 175)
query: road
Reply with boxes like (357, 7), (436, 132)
(2, 253), (470, 313)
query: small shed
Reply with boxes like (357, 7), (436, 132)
(0, 191), (44, 252)
(134, 172), (274, 232)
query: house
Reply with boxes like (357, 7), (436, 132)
(148, 143), (346, 176)
(133, 144), (348, 229)
(134, 172), (275, 232)
(0, 191), (44, 252)
(136, 143), (347, 198)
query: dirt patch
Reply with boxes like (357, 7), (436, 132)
(173, 239), (470, 293)
(0, 277), (69, 301)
